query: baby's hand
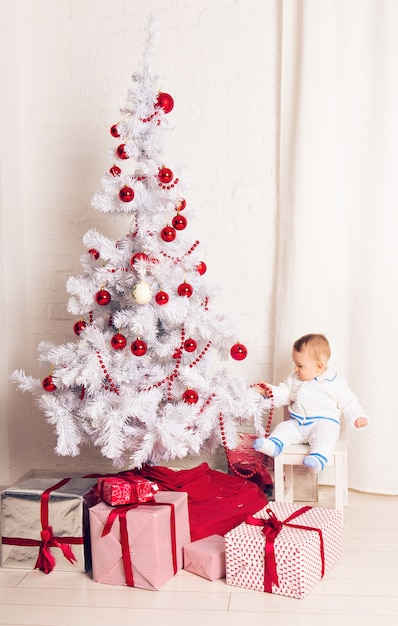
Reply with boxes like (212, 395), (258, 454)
(254, 381), (270, 397)
(354, 417), (368, 429)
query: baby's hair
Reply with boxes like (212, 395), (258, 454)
(293, 333), (331, 362)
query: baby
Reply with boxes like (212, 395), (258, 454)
(253, 333), (368, 473)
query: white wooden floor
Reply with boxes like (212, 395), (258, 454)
(0, 487), (397, 626)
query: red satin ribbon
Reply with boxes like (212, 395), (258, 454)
(245, 506), (325, 592)
(101, 500), (177, 587)
(1, 477), (82, 574)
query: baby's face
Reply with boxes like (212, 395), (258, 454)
(292, 348), (326, 381)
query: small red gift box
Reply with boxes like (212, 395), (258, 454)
(184, 534), (226, 581)
(225, 501), (342, 599)
(97, 476), (158, 506)
(89, 491), (191, 590)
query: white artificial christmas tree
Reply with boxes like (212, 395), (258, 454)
(12, 18), (266, 469)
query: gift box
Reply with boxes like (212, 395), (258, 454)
(225, 501), (342, 599)
(97, 476), (159, 506)
(183, 534), (225, 581)
(89, 491), (191, 590)
(1, 475), (98, 573)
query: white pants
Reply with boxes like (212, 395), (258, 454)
(270, 418), (340, 463)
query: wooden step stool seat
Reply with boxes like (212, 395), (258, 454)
(273, 438), (348, 522)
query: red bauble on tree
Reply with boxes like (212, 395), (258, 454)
(161, 225), (176, 242)
(230, 343), (248, 361)
(196, 261), (207, 275)
(156, 92), (174, 114)
(155, 291), (169, 305)
(88, 248), (100, 260)
(116, 144), (129, 159)
(158, 167), (173, 184)
(119, 186), (134, 202)
(95, 289), (111, 306)
(184, 338), (197, 352)
(182, 388), (199, 404)
(172, 214), (187, 231)
(110, 124), (120, 137)
(178, 282), (193, 297)
(110, 165), (122, 177)
(175, 198), (186, 211)
(131, 339), (147, 357)
(73, 320), (87, 336)
(111, 333), (127, 350)
(42, 375), (57, 392)
(130, 252), (149, 267)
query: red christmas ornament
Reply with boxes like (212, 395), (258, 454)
(110, 164), (122, 177)
(156, 92), (174, 114)
(111, 333), (127, 350)
(130, 252), (150, 267)
(158, 167), (174, 184)
(116, 144), (129, 160)
(119, 186), (134, 202)
(42, 375), (57, 392)
(173, 349), (182, 359)
(110, 124), (120, 138)
(178, 282), (193, 297)
(161, 225), (176, 242)
(73, 320), (87, 336)
(184, 338), (197, 352)
(95, 289), (111, 306)
(131, 339), (147, 357)
(88, 248), (100, 260)
(176, 198), (186, 211)
(196, 261), (207, 275)
(230, 343), (248, 361)
(182, 388), (199, 404)
(172, 214), (187, 230)
(155, 291), (169, 305)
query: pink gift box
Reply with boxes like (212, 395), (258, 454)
(184, 534), (225, 581)
(97, 476), (158, 506)
(225, 502), (342, 599)
(89, 491), (191, 590)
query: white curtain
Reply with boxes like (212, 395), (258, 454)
(275, 0), (398, 494)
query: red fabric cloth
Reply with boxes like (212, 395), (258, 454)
(133, 463), (268, 541)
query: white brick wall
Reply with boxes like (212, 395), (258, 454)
(1, 0), (280, 482)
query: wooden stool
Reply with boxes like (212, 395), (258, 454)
(273, 438), (348, 522)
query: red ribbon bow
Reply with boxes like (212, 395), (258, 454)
(245, 506), (325, 592)
(101, 500), (177, 587)
(2, 477), (83, 574)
